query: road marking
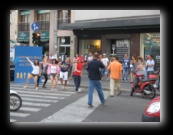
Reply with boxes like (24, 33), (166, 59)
(18, 93), (64, 99)
(40, 91), (110, 122)
(10, 119), (16, 122)
(10, 87), (75, 95)
(22, 102), (51, 107)
(21, 97), (59, 103)
(10, 112), (30, 117)
(19, 107), (41, 112)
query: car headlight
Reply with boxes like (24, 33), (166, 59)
(146, 102), (160, 113)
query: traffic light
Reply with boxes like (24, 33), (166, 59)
(32, 33), (36, 44)
(32, 32), (41, 45)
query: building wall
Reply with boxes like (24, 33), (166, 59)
(75, 10), (160, 22)
(10, 10), (18, 42)
(130, 33), (140, 57)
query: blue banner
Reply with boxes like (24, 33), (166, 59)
(14, 46), (42, 84)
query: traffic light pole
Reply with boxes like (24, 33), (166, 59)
(53, 10), (57, 58)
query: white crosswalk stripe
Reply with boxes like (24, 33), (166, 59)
(10, 83), (76, 122)
(21, 97), (59, 103)
(22, 102), (51, 107)
(10, 86), (76, 94)
(10, 112), (30, 117)
(12, 90), (72, 96)
(18, 93), (64, 99)
(10, 119), (16, 122)
(19, 107), (41, 112)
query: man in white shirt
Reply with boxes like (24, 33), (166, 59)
(101, 53), (109, 80)
(146, 54), (155, 79)
(87, 52), (93, 63)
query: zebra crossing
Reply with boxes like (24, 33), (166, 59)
(10, 83), (77, 122)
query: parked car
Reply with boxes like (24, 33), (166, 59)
(10, 58), (15, 81)
(142, 96), (160, 122)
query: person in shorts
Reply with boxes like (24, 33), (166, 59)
(101, 53), (109, 80)
(24, 57), (40, 90)
(59, 57), (71, 90)
(46, 57), (60, 91)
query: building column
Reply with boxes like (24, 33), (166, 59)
(49, 10), (56, 55)
(101, 35), (106, 54)
(70, 35), (76, 58)
(29, 10), (37, 46)
(130, 33), (140, 57)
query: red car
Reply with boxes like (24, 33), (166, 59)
(142, 96), (160, 122)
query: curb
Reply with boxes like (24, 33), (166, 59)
(67, 84), (160, 96)
(42, 80), (160, 96)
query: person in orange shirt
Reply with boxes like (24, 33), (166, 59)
(108, 55), (123, 97)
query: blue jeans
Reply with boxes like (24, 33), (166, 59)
(73, 75), (81, 91)
(88, 79), (105, 105)
(122, 67), (129, 80)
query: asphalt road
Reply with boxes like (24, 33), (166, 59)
(10, 81), (158, 123)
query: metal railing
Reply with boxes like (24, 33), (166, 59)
(37, 20), (50, 30)
(18, 22), (30, 31)
(18, 18), (71, 31)
(57, 18), (71, 28)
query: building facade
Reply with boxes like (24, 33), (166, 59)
(11, 10), (160, 69)
(10, 10), (18, 43)
(14, 10), (75, 58)
(60, 10), (160, 69)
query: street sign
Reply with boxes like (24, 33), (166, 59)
(31, 22), (40, 31)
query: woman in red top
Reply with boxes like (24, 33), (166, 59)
(73, 57), (83, 92)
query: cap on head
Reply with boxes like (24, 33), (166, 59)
(103, 53), (106, 56)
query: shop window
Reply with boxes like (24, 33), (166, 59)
(140, 33), (160, 69)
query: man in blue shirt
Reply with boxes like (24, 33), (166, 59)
(122, 53), (130, 82)
(87, 53), (106, 108)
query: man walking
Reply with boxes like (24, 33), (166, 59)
(108, 56), (123, 97)
(87, 53), (106, 108)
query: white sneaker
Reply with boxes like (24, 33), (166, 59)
(51, 89), (54, 91)
(24, 86), (27, 88)
(78, 88), (81, 92)
(35, 87), (38, 90)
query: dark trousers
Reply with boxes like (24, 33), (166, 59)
(37, 74), (48, 87)
(73, 75), (81, 91)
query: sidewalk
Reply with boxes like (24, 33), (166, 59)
(42, 70), (160, 96)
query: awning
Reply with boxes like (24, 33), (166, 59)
(10, 40), (15, 43)
(59, 16), (160, 30)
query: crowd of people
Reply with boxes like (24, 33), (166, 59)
(23, 52), (156, 108)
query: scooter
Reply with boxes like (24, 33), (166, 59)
(10, 90), (22, 111)
(130, 72), (156, 99)
(150, 69), (160, 91)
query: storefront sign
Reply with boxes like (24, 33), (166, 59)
(18, 32), (29, 41)
(38, 10), (50, 14)
(21, 10), (30, 15)
(40, 31), (49, 40)
(14, 46), (42, 84)
(156, 55), (160, 59)
(116, 39), (130, 63)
